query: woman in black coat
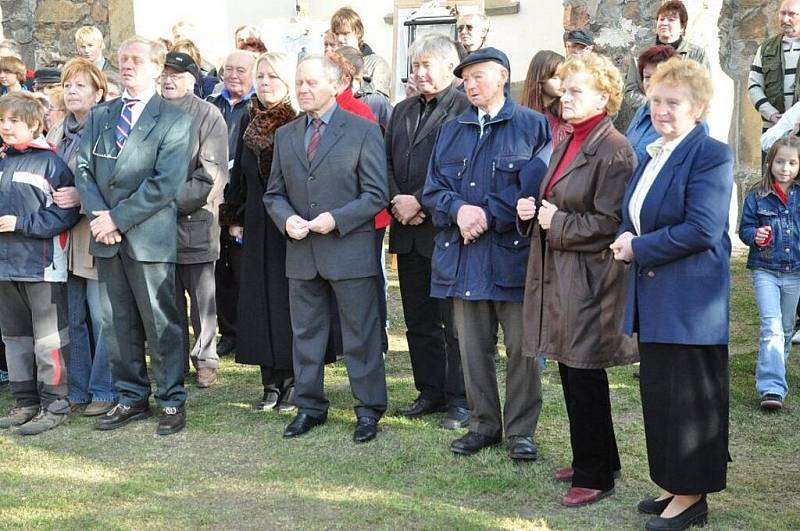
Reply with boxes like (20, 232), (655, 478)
(230, 52), (298, 411)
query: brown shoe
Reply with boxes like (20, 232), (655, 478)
(83, 400), (116, 417)
(196, 368), (217, 388)
(561, 486), (615, 507)
(0, 405), (39, 428)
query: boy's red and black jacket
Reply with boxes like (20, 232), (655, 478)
(0, 136), (80, 282)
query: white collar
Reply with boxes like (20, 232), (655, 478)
(477, 98), (506, 123)
(121, 86), (157, 105)
(645, 126), (695, 159)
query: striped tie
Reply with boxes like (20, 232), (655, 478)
(307, 118), (322, 161)
(115, 98), (139, 152)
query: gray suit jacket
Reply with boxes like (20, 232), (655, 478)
(263, 105), (388, 281)
(75, 94), (193, 263)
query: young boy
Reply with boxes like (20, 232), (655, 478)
(0, 92), (79, 434)
(0, 56), (27, 96)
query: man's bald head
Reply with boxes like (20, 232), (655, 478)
(780, 0), (800, 38)
(222, 50), (257, 99)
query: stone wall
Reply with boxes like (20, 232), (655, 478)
(1, 0), (112, 68)
(563, 0), (781, 182)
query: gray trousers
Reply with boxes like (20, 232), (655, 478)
(176, 262), (219, 370)
(452, 298), (542, 439)
(0, 281), (70, 412)
(289, 275), (387, 419)
(97, 253), (186, 408)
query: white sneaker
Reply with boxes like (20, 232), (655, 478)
(792, 330), (800, 344)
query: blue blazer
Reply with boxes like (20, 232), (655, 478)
(621, 124), (734, 345)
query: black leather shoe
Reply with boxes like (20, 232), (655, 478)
(441, 406), (470, 429)
(450, 431), (502, 455)
(283, 412), (326, 438)
(397, 396), (447, 419)
(353, 416), (378, 443)
(507, 435), (538, 460)
(216, 336), (236, 356)
(253, 388), (280, 411)
(94, 403), (152, 431)
(645, 496), (708, 530)
(638, 495), (675, 515)
(156, 406), (186, 435)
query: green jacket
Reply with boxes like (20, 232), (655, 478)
(760, 34), (800, 114)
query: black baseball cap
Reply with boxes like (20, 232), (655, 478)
(564, 29), (594, 47)
(164, 52), (200, 80)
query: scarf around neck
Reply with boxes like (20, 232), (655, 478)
(242, 98), (297, 177)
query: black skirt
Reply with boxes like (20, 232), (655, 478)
(638, 342), (729, 495)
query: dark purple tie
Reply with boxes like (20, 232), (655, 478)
(307, 118), (322, 161)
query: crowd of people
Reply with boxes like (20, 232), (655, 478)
(1, 0), (799, 528)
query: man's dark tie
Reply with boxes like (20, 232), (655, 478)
(115, 98), (139, 152)
(307, 118), (322, 161)
(480, 114), (489, 138)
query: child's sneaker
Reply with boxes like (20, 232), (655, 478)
(0, 405), (39, 428)
(17, 408), (68, 435)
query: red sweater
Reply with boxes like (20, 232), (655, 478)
(336, 87), (391, 230)
(544, 112), (606, 199)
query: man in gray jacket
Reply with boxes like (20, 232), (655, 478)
(161, 52), (229, 388)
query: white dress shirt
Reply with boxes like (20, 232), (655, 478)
(120, 86), (157, 128)
(477, 98), (505, 137)
(628, 127), (694, 235)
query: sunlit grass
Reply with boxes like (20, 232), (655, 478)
(0, 254), (798, 529)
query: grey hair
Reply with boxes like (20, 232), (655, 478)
(457, 12), (490, 32)
(408, 34), (460, 68)
(298, 54), (341, 85)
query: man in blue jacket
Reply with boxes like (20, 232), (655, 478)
(423, 48), (550, 459)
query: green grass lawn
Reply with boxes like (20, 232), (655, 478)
(1, 254), (799, 530)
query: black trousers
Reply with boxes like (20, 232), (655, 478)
(559, 363), (620, 491)
(97, 253), (186, 408)
(288, 275), (387, 419)
(215, 232), (242, 341)
(397, 247), (466, 407)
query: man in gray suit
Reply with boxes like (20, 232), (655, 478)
(264, 55), (388, 443)
(76, 36), (193, 435)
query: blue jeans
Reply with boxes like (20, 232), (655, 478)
(67, 274), (117, 403)
(752, 269), (800, 399)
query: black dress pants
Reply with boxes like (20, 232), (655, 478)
(215, 233), (242, 341)
(397, 248), (466, 407)
(558, 363), (620, 491)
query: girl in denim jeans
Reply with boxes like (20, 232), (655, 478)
(740, 136), (800, 410)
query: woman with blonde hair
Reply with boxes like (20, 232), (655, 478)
(518, 52), (638, 507)
(611, 57), (732, 530)
(47, 57), (118, 416)
(229, 52), (299, 411)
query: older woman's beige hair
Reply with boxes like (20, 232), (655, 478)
(556, 52), (623, 115)
(647, 57), (712, 120)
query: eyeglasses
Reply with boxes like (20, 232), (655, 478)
(457, 24), (475, 32)
(91, 134), (121, 160)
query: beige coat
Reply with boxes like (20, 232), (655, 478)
(47, 120), (96, 280)
(521, 117), (639, 369)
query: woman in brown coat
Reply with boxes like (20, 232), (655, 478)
(517, 53), (638, 507)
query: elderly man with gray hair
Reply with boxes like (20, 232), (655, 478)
(386, 35), (471, 429)
(264, 55), (389, 444)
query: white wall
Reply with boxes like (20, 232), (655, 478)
(131, 0), (564, 89)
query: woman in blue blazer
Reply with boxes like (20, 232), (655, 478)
(610, 58), (733, 530)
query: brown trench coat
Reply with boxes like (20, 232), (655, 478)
(521, 117), (639, 369)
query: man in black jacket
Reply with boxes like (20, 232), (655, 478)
(207, 49), (256, 357)
(386, 35), (470, 429)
